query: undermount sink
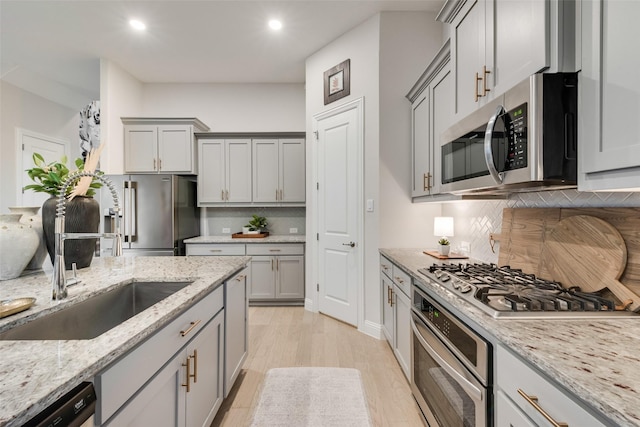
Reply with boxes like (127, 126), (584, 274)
(0, 281), (192, 341)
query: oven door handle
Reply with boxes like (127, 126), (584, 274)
(411, 314), (483, 402)
(484, 105), (505, 184)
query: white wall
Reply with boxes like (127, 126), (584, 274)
(0, 81), (79, 213)
(100, 59), (144, 174)
(379, 12), (443, 248)
(141, 83), (305, 132)
(305, 12), (443, 336)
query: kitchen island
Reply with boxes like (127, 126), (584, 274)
(0, 255), (249, 427)
(381, 248), (640, 427)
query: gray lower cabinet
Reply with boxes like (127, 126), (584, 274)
(379, 255), (411, 380)
(248, 254), (304, 301)
(225, 270), (248, 397)
(95, 282), (232, 427)
(496, 344), (609, 427)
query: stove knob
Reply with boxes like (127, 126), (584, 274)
(435, 271), (443, 279)
(460, 284), (472, 294)
(451, 279), (461, 290)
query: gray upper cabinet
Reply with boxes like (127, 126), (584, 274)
(198, 138), (252, 205)
(407, 41), (453, 199)
(578, 0), (640, 191)
(439, 0), (575, 121)
(122, 118), (209, 174)
(252, 138), (305, 204)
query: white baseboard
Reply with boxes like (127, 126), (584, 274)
(360, 319), (383, 340)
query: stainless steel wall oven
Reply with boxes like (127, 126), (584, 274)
(411, 284), (492, 426)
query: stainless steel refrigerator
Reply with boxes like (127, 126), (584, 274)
(99, 174), (200, 256)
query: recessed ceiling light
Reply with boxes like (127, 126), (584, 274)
(129, 19), (146, 31)
(268, 19), (283, 31)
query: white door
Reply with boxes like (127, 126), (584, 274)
(314, 98), (363, 327)
(19, 129), (69, 207)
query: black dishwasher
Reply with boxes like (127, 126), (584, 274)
(23, 382), (96, 427)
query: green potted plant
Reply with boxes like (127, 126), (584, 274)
(24, 150), (104, 269)
(245, 214), (268, 234)
(438, 237), (450, 256)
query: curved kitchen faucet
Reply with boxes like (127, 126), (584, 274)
(52, 172), (122, 300)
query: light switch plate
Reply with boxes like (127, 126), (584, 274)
(366, 199), (374, 212)
(289, 228), (298, 234)
(222, 228), (231, 234)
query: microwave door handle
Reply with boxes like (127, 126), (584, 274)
(411, 315), (483, 401)
(484, 105), (505, 184)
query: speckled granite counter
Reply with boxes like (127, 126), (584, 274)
(184, 234), (305, 244)
(380, 248), (640, 427)
(0, 255), (249, 427)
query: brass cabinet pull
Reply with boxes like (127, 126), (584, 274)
(387, 286), (391, 304)
(475, 72), (482, 102)
(180, 319), (201, 337)
(395, 276), (404, 284)
(280, 189), (283, 200)
(221, 189), (224, 201)
(158, 158), (162, 171)
(517, 389), (568, 427)
(235, 274), (245, 281)
(190, 350), (198, 383)
(271, 258), (274, 270)
(153, 158), (157, 170)
(269, 249), (281, 252)
(276, 258), (279, 271)
(382, 264), (389, 271)
(182, 358), (191, 392)
(482, 65), (491, 96)
(390, 289), (394, 307)
(209, 249), (222, 253)
(276, 189), (279, 200)
(423, 173), (432, 191)
(225, 190), (229, 201)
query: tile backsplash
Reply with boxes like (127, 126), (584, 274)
(442, 190), (640, 264)
(201, 206), (306, 236)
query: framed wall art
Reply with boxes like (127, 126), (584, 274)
(323, 59), (350, 105)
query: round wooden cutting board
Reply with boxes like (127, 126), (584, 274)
(541, 215), (640, 312)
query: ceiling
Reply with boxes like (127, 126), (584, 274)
(0, 0), (445, 109)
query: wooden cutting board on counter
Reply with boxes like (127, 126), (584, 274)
(498, 207), (640, 310)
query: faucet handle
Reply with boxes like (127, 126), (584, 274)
(66, 263), (82, 287)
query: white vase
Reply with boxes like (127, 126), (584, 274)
(8, 206), (46, 270)
(0, 214), (39, 280)
(438, 244), (450, 256)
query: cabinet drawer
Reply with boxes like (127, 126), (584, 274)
(186, 243), (245, 256)
(95, 285), (224, 424)
(391, 265), (411, 297)
(380, 255), (392, 279)
(246, 243), (304, 256)
(496, 345), (608, 427)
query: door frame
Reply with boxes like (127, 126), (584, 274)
(310, 97), (365, 330)
(15, 127), (70, 205)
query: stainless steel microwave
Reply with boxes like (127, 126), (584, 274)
(440, 73), (578, 195)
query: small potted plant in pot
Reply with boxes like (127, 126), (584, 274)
(245, 214), (268, 234)
(438, 237), (450, 256)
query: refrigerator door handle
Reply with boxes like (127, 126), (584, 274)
(123, 181), (130, 243)
(130, 181), (137, 242)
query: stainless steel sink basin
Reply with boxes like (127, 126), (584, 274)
(0, 281), (191, 340)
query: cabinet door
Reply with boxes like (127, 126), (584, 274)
(225, 271), (248, 397)
(226, 139), (252, 202)
(430, 63), (453, 195)
(158, 125), (193, 173)
(249, 256), (276, 299)
(252, 139), (279, 202)
(492, 0), (547, 97)
(579, 0), (640, 191)
(198, 140), (226, 204)
(276, 255), (304, 299)
(411, 91), (431, 197)
(452, 0), (487, 119)
(124, 125), (158, 173)
(104, 351), (186, 427)
(186, 313), (224, 427)
(393, 286), (411, 380)
(280, 139), (306, 202)
(381, 275), (394, 345)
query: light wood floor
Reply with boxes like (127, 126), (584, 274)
(211, 306), (425, 427)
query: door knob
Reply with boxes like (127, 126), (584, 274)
(342, 242), (356, 248)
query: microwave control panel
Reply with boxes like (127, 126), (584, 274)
(502, 103), (528, 171)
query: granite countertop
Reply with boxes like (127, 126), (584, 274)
(380, 248), (640, 427)
(0, 255), (250, 427)
(184, 234), (306, 244)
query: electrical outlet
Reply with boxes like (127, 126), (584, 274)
(460, 241), (471, 253)
(289, 228), (298, 234)
(222, 228), (231, 234)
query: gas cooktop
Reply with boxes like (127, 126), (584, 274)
(417, 263), (639, 319)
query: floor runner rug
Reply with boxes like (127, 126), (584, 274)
(250, 367), (373, 426)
